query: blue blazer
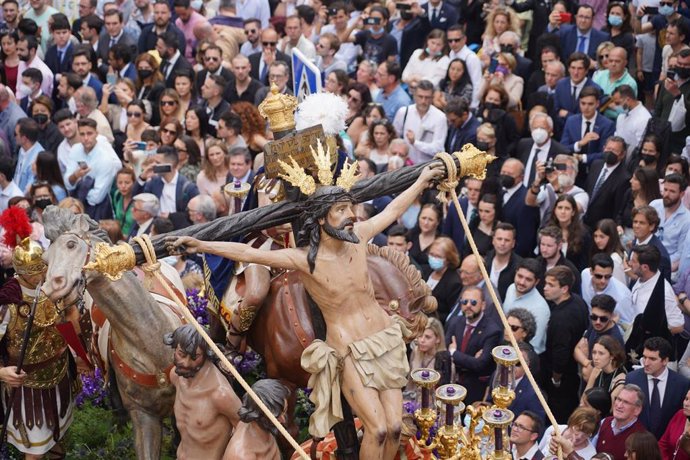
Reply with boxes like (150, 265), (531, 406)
(44, 43), (74, 80)
(87, 75), (103, 101)
(560, 113), (615, 164)
(424, 1), (459, 30)
(557, 25), (610, 60)
(134, 174), (200, 214)
(626, 368), (690, 438)
(508, 377), (547, 423)
(501, 186), (540, 257)
(552, 77), (602, 123)
(446, 115), (481, 153)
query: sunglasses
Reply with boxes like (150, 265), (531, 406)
(161, 128), (176, 135)
(599, 54), (609, 60)
(205, 56), (219, 62)
(126, 111), (142, 118)
(447, 38), (463, 43)
(660, 1), (674, 5)
(461, 299), (478, 306)
(592, 273), (613, 280)
(262, 41), (277, 47)
(160, 100), (177, 106)
(590, 313), (610, 323)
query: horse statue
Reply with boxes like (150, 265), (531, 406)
(41, 208), (186, 460)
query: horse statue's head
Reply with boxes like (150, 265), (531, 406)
(41, 206), (110, 305)
(365, 245), (437, 340)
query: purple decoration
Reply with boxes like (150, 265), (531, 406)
(445, 404), (454, 427)
(422, 387), (430, 408)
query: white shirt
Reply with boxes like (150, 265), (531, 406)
(631, 271), (684, 328)
(136, 217), (153, 236)
(392, 104), (448, 164)
(574, 113), (598, 153)
(160, 171), (178, 214)
(236, 0), (271, 28)
(240, 40), (261, 57)
(402, 49), (450, 88)
(523, 139), (551, 187)
(0, 181), (23, 211)
(615, 103), (652, 157)
(502, 183), (521, 205)
(450, 45), (482, 108)
(581, 267), (634, 325)
(647, 367), (669, 406)
(511, 442), (541, 460)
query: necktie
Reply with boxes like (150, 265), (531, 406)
(572, 85), (577, 105)
(460, 324), (475, 353)
(431, 7), (438, 22)
(469, 207), (479, 227)
(260, 62), (268, 82)
(650, 378), (661, 430)
(109, 37), (116, 48)
(58, 49), (64, 64)
(582, 120), (592, 154)
(449, 128), (458, 152)
(162, 61), (170, 77)
(528, 148), (541, 185)
(592, 166), (608, 199)
(578, 35), (587, 53)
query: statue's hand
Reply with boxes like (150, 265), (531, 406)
(0, 366), (26, 387)
(166, 236), (201, 255)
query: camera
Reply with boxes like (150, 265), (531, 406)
(545, 158), (554, 175)
(364, 17), (381, 25)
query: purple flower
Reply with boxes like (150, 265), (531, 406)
(75, 367), (108, 408)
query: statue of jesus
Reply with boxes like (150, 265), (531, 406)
(169, 164), (443, 460)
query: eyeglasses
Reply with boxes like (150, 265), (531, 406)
(589, 313), (610, 323)
(592, 273), (613, 280)
(262, 41), (277, 47)
(447, 38), (463, 43)
(509, 324), (523, 332)
(511, 422), (535, 432)
(160, 100), (177, 106)
(126, 111), (142, 118)
(461, 299), (478, 306)
(205, 56), (219, 62)
(161, 128), (176, 135)
(614, 396), (637, 406)
(32, 180), (49, 187)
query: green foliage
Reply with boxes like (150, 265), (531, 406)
(295, 388), (315, 443)
(64, 402), (136, 459)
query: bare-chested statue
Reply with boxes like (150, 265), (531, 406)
(170, 164), (443, 460)
(224, 379), (290, 459)
(164, 324), (242, 460)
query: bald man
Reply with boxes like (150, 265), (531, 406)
(499, 158), (540, 257)
(227, 54), (264, 103)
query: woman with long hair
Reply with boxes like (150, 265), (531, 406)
(637, 133), (665, 174)
(354, 103), (385, 150)
(402, 29), (450, 89)
(584, 335), (627, 402)
(356, 60), (379, 98)
(174, 71), (197, 115)
(28, 182), (57, 224)
(547, 194), (590, 271)
(159, 88), (183, 126)
(659, 388), (690, 460)
(425, 236), (462, 322)
(160, 119), (183, 147)
(478, 85), (520, 160)
(409, 203), (443, 268)
(617, 167), (661, 243)
(134, 53), (165, 126)
(606, 2), (635, 68)
(434, 58), (473, 109)
(324, 69), (349, 98)
(0, 32), (20, 93)
(32, 151), (66, 202)
(232, 101), (269, 163)
(405, 317), (446, 394)
(110, 167), (136, 236)
(480, 6), (521, 67)
(124, 100), (150, 141)
(479, 52), (524, 109)
(174, 135), (202, 183)
(100, 78), (136, 134)
(466, 193), (501, 257)
(356, 119), (395, 170)
(184, 107), (210, 156)
(197, 139), (229, 196)
(344, 82), (372, 141)
(590, 219), (626, 283)
(539, 407), (599, 459)
(625, 431), (662, 460)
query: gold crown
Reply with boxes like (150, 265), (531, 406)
(12, 237), (46, 276)
(278, 139), (360, 195)
(258, 82), (299, 133)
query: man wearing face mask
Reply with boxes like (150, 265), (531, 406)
(612, 85), (651, 162)
(17, 68), (43, 114)
(353, 5), (398, 65)
(583, 136), (631, 228)
(654, 48), (690, 154)
(517, 112), (569, 187)
(499, 158), (540, 257)
(32, 96), (63, 155)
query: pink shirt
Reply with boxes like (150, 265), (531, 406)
(175, 11), (208, 64)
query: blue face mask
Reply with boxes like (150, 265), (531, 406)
(425, 47), (442, 57)
(428, 255), (445, 271)
(371, 27), (384, 35)
(659, 5), (674, 16)
(608, 15), (623, 27)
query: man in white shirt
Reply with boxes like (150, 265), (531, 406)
(279, 15), (316, 60)
(54, 109), (81, 175)
(613, 84), (652, 159)
(315, 33), (347, 75)
(510, 411), (543, 460)
(0, 156), (23, 211)
(446, 25), (482, 108)
(581, 254), (634, 325)
(392, 80), (448, 164)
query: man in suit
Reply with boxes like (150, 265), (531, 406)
(79, 14), (104, 57)
(510, 410), (545, 460)
(157, 30), (193, 88)
(134, 145), (199, 215)
(424, 0), (459, 31)
(552, 53), (602, 129)
(128, 192), (159, 239)
(138, 0), (186, 56)
(442, 177), (482, 256)
(517, 112), (569, 188)
(97, 10), (137, 74)
(249, 29), (292, 87)
(547, 4), (609, 61)
(445, 97), (480, 154)
(541, 266), (589, 423)
(499, 158), (540, 257)
(194, 44), (235, 98)
(45, 15), (74, 103)
(484, 223), (522, 300)
(562, 86), (615, 183)
(446, 286), (503, 404)
(625, 337), (690, 438)
(507, 344), (546, 423)
(71, 46), (103, 101)
(109, 43), (137, 82)
(583, 135), (630, 228)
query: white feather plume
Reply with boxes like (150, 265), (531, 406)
(295, 92), (348, 135)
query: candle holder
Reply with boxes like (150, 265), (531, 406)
(490, 345), (519, 409)
(434, 384), (466, 459)
(410, 368), (440, 447)
(483, 407), (514, 460)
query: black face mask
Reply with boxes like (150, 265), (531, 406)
(476, 141), (490, 151)
(676, 66), (690, 80)
(484, 102), (498, 111)
(32, 114), (48, 125)
(640, 154), (657, 165)
(499, 44), (515, 54)
(499, 174), (515, 189)
(34, 197), (52, 210)
(604, 151), (619, 165)
(138, 69), (153, 79)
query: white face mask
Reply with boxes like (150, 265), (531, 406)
(531, 127), (549, 145)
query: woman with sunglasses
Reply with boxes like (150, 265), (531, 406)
(160, 120), (183, 147)
(592, 42), (615, 78)
(590, 219), (627, 283)
(184, 107), (210, 156)
(159, 89), (183, 126)
(504, 308), (537, 345)
(123, 100), (150, 142)
(424, 236), (462, 322)
(584, 335), (627, 402)
(173, 135), (202, 183)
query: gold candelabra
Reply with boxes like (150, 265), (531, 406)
(411, 345), (521, 459)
